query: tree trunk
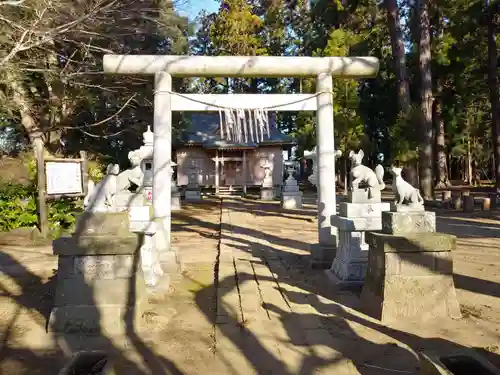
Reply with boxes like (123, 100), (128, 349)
(416, 0), (434, 199)
(433, 79), (450, 188)
(486, 0), (500, 191)
(467, 136), (473, 185)
(385, 0), (411, 113)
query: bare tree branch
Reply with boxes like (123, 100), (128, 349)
(0, 0), (27, 5)
(57, 93), (138, 131)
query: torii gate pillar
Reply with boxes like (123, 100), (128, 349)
(315, 73), (338, 263)
(103, 55), (379, 272)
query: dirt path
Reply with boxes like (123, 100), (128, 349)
(1, 197), (499, 374)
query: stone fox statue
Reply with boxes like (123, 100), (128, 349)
(349, 150), (385, 197)
(390, 166), (424, 206)
(83, 163), (120, 210)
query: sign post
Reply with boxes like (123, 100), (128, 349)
(41, 151), (88, 235)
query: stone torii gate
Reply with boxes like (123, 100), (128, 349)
(103, 55), (379, 269)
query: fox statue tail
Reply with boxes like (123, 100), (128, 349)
(416, 190), (424, 204)
(374, 164), (386, 190)
(83, 180), (95, 207)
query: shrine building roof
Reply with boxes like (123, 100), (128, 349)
(175, 112), (293, 149)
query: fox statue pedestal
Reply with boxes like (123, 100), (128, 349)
(360, 166), (461, 322)
(327, 191), (389, 286)
(326, 149), (388, 286)
(50, 212), (146, 337)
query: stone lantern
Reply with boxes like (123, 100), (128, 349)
(171, 161), (181, 211)
(185, 159), (201, 201)
(260, 158), (274, 200)
(304, 147), (342, 187)
(281, 161), (302, 209)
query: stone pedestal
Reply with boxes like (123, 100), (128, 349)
(360, 207), (461, 322)
(275, 185), (283, 199)
(310, 243), (337, 269)
(50, 212), (146, 336)
(260, 185), (275, 201)
(185, 183), (201, 201)
(326, 201), (389, 285)
(171, 190), (181, 211)
(281, 177), (302, 209)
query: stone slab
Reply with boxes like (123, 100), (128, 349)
(347, 188), (381, 203)
(338, 202), (390, 218)
(390, 202), (425, 212)
(382, 210), (436, 234)
(53, 236), (140, 256)
(281, 194), (303, 209)
(366, 232), (456, 254)
(73, 211), (134, 238)
(331, 216), (383, 232)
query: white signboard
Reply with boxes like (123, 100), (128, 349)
(45, 161), (83, 195)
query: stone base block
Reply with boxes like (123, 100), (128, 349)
(185, 189), (201, 201)
(50, 253), (147, 336)
(309, 243), (336, 269)
(360, 232), (461, 322)
(338, 202), (390, 217)
(347, 188), (381, 203)
(172, 192), (181, 211)
(49, 303), (144, 336)
(281, 193), (303, 209)
(327, 231), (369, 285)
(382, 210), (436, 235)
(331, 215), (383, 232)
(114, 191), (142, 212)
(51, 212), (149, 336)
(325, 268), (365, 287)
(419, 350), (500, 375)
(389, 202), (425, 212)
(260, 187), (275, 201)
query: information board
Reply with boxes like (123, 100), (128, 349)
(45, 161), (83, 195)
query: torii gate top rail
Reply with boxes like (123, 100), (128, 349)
(103, 55), (379, 78)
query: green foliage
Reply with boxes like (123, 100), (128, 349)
(0, 183), (38, 230)
(389, 106), (421, 163)
(88, 161), (105, 183)
(0, 182), (80, 236)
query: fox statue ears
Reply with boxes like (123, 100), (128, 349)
(390, 166), (403, 175)
(349, 150), (364, 159)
